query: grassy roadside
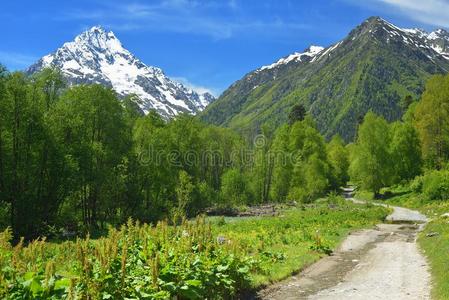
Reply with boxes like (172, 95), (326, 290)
(0, 198), (388, 299)
(356, 188), (449, 300)
(211, 198), (388, 288)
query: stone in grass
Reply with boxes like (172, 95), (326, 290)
(426, 232), (439, 238)
(217, 236), (227, 244)
(441, 213), (449, 218)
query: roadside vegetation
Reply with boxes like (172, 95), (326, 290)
(0, 198), (388, 299)
(350, 74), (449, 300)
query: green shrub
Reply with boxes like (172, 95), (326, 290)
(326, 192), (347, 207)
(422, 170), (449, 200)
(410, 175), (424, 193)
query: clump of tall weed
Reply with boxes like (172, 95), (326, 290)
(0, 217), (254, 299)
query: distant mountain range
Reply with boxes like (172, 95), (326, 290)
(27, 26), (215, 118)
(201, 17), (449, 141)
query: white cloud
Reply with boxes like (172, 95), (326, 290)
(0, 51), (37, 70)
(171, 76), (219, 97)
(363, 0), (449, 28)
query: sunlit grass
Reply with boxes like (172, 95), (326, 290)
(0, 200), (388, 299)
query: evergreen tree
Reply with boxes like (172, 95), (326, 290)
(400, 95), (414, 111)
(288, 104), (306, 125)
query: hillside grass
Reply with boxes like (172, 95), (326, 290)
(0, 199), (388, 299)
(356, 187), (449, 300)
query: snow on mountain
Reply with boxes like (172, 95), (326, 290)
(371, 18), (449, 60)
(254, 17), (449, 77)
(425, 29), (449, 59)
(258, 45), (324, 71)
(27, 26), (215, 118)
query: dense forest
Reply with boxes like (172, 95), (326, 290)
(0, 67), (347, 240)
(0, 66), (448, 243)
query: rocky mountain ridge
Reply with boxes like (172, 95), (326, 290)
(27, 26), (215, 118)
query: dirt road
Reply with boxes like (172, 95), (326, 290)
(258, 193), (431, 300)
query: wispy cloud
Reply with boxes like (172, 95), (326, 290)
(171, 76), (219, 97)
(356, 0), (449, 28)
(57, 0), (310, 40)
(0, 51), (37, 70)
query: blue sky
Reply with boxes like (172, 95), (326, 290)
(1, 0), (449, 96)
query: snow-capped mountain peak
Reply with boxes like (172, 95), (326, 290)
(27, 26), (215, 117)
(72, 26), (124, 53)
(355, 17), (449, 61)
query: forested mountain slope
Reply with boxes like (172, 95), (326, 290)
(201, 17), (449, 141)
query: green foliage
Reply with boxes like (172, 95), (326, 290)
(0, 203), (388, 299)
(172, 170), (195, 223)
(0, 69), (71, 238)
(269, 119), (335, 203)
(51, 84), (130, 230)
(0, 68), (253, 236)
(399, 95), (415, 112)
(0, 67), (349, 238)
(350, 112), (393, 195)
(410, 175), (424, 193)
(0, 218), (254, 299)
(247, 125), (274, 204)
(422, 170), (449, 201)
(290, 119), (333, 202)
(415, 74), (449, 169)
(270, 125), (293, 201)
(419, 217), (449, 300)
(349, 109), (423, 194)
(288, 104), (306, 125)
(220, 168), (249, 208)
(327, 135), (350, 188)
(288, 153), (331, 203)
(326, 192), (347, 207)
(389, 121), (422, 183)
